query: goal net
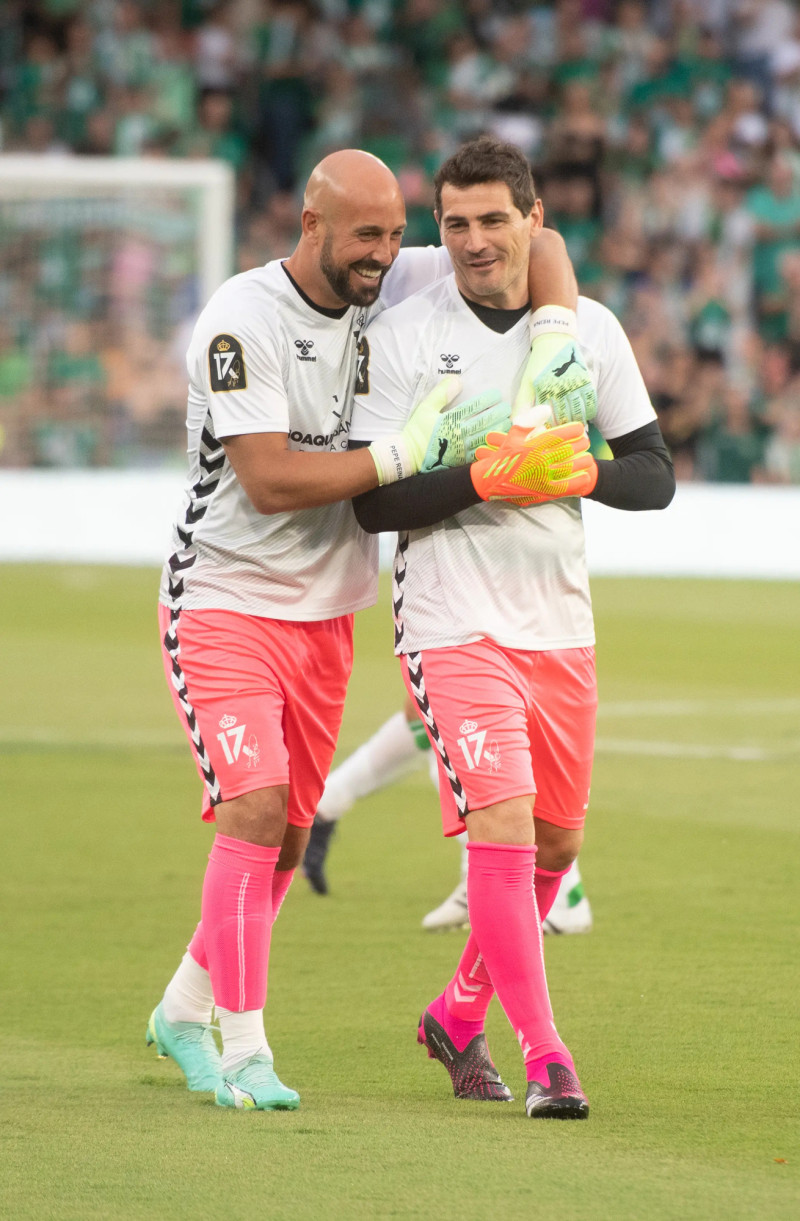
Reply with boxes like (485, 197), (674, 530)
(0, 156), (234, 470)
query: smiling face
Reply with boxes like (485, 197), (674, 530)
(318, 199), (406, 307)
(437, 181), (542, 309)
(295, 151), (407, 309)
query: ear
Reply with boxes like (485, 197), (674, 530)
(529, 199), (544, 237)
(301, 207), (323, 243)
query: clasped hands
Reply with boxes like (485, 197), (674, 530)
(418, 336), (598, 506)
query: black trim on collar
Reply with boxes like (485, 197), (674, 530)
(460, 293), (530, 334)
(281, 263), (351, 319)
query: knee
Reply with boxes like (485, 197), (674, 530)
(466, 796), (535, 846)
(215, 785), (289, 847)
(534, 821), (583, 872)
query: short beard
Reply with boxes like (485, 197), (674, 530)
(320, 234), (387, 307)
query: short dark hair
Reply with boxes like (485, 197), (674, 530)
(433, 135), (537, 217)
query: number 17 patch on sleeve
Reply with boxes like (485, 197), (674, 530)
(208, 334), (247, 392)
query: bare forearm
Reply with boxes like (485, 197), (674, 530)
(528, 228), (578, 311)
(223, 434), (379, 514)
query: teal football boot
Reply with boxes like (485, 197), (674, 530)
(146, 1002), (222, 1092)
(215, 1053), (300, 1111)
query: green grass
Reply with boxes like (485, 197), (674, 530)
(2, 566), (799, 1220)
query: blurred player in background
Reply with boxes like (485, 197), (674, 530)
(303, 693), (593, 936)
(147, 147), (588, 1112)
(349, 136), (675, 1119)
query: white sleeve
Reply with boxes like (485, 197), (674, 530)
(589, 302), (657, 441)
(379, 245), (452, 309)
(194, 313), (289, 438)
(350, 311), (419, 442)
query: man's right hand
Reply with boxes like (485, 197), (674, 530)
(419, 389), (511, 472)
(368, 376), (461, 485)
(368, 378), (511, 484)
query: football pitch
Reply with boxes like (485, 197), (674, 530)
(2, 565), (799, 1220)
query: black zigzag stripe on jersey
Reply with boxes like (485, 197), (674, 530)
(165, 416), (226, 608)
(163, 616), (222, 806)
(392, 533), (409, 651)
(405, 651), (468, 819)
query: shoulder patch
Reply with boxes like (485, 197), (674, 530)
(355, 335), (370, 395)
(208, 334), (247, 393)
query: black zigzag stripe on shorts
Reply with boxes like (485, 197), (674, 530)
(405, 651), (468, 819)
(163, 614), (221, 806)
(162, 411), (227, 807)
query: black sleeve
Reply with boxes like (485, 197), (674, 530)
(587, 420), (675, 511)
(351, 442), (481, 534)
(351, 419), (675, 534)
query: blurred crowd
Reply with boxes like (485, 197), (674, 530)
(1, 0), (800, 482)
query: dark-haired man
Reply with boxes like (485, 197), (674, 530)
(350, 136), (675, 1119)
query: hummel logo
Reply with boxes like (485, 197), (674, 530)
(294, 338), (315, 359)
(553, 347), (579, 377)
(440, 353), (459, 368)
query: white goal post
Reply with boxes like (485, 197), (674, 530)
(0, 155), (235, 473)
(0, 155), (234, 307)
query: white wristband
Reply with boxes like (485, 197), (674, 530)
(528, 305), (577, 345)
(367, 435), (412, 485)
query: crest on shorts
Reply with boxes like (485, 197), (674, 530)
(485, 740), (502, 773)
(209, 334), (247, 392)
(244, 734), (261, 769)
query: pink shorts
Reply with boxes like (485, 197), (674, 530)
(401, 640), (596, 837)
(159, 604), (354, 827)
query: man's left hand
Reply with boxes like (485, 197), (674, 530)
(514, 336), (597, 429)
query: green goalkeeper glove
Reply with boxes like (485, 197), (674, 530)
(368, 376), (461, 485)
(368, 379), (511, 484)
(513, 306), (597, 429)
(470, 420), (597, 506)
(419, 389), (511, 472)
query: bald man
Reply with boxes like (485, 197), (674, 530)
(146, 150), (584, 1113)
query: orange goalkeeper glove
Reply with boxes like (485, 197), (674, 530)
(470, 421), (597, 506)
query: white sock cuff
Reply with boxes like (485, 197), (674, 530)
(162, 950), (215, 1025)
(217, 1007), (271, 1072)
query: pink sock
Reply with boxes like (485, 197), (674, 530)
(187, 920), (208, 971)
(272, 867), (295, 922)
(444, 933), (494, 1031)
(466, 841), (572, 1081)
(201, 833), (279, 1012)
(189, 864), (296, 966)
(534, 864), (570, 921)
(427, 990), (484, 1054)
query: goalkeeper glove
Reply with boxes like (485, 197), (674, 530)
(419, 389), (511, 472)
(470, 421), (597, 506)
(513, 305), (597, 429)
(368, 376), (461, 485)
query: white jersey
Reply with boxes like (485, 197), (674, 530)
(350, 279), (656, 653)
(159, 248), (451, 620)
